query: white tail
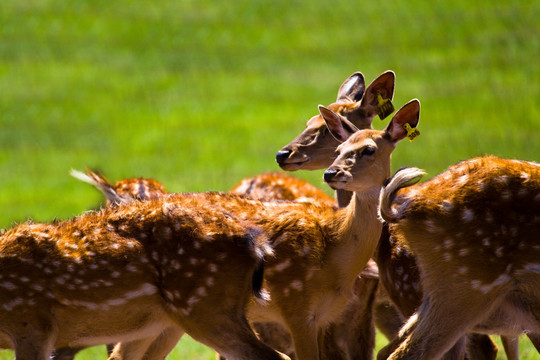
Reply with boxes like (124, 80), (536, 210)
(378, 167), (426, 222)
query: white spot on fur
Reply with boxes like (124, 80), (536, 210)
(290, 280), (303, 291)
(461, 208), (474, 222)
(441, 200), (453, 212)
(274, 259), (292, 272)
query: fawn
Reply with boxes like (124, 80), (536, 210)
(75, 169), (378, 359)
(0, 187), (297, 359)
(376, 156), (540, 360)
(230, 171), (379, 360)
(47, 171), (174, 360)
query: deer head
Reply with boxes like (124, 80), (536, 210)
(321, 99), (420, 194)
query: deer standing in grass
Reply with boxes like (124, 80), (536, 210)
(376, 157), (540, 360)
(75, 169), (377, 359)
(0, 189), (295, 359)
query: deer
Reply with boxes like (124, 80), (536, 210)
(230, 171), (380, 360)
(0, 188), (301, 359)
(73, 169), (378, 359)
(46, 171), (173, 360)
(229, 171), (338, 210)
(376, 156), (540, 360)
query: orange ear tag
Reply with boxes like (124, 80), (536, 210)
(404, 123), (420, 142)
(376, 93), (395, 120)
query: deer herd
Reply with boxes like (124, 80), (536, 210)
(0, 71), (538, 360)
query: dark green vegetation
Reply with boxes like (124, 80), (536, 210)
(0, 0), (538, 358)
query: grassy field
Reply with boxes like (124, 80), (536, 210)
(0, 0), (538, 358)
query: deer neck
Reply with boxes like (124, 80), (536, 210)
(335, 189), (353, 208)
(327, 186), (383, 290)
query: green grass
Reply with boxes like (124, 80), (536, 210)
(0, 0), (538, 358)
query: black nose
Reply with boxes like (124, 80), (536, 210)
(276, 150), (292, 164)
(323, 169), (338, 182)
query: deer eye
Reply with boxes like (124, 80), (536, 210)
(362, 146), (376, 156)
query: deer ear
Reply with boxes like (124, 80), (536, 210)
(359, 70), (396, 114)
(385, 99), (421, 143)
(319, 105), (359, 143)
(336, 72), (365, 102)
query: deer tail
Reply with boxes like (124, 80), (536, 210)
(70, 168), (132, 205)
(379, 167), (425, 223)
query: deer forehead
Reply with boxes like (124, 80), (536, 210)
(337, 130), (381, 153)
(305, 102), (357, 127)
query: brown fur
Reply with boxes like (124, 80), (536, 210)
(0, 192), (293, 360)
(378, 156), (540, 360)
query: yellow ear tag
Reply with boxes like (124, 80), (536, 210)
(376, 93), (395, 120)
(404, 123), (420, 142)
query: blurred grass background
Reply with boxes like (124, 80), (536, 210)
(0, 0), (538, 358)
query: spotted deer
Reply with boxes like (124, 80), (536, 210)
(74, 169), (379, 359)
(376, 157), (540, 360)
(0, 190), (297, 359)
(46, 171), (173, 360)
(230, 172), (379, 360)
(229, 171), (338, 210)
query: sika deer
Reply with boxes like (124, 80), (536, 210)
(75, 169), (378, 359)
(229, 171), (337, 210)
(0, 191), (294, 360)
(48, 171), (172, 360)
(377, 157), (540, 360)
(230, 172), (379, 360)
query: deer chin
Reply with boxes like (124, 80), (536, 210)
(278, 160), (309, 171)
(325, 179), (351, 190)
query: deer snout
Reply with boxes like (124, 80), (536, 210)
(276, 150), (292, 164)
(323, 169), (338, 182)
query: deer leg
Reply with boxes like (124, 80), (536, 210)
(11, 316), (57, 360)
(373, 297), (405, 340)
(526, 333), (540, 353)
(285, 319), (319, 360)
(385, 292), (501, 360)
(465, 334), (498, 360)
(182, 315), (290, 360)
(108, 337), (158, 360)
(50, 346), (83, 360)
(142, 327), (184, 359)
(500, 335), (519, 360)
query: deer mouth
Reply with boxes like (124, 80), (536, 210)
(326, 179), (349, 190)
(278, 160), (309, 171)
